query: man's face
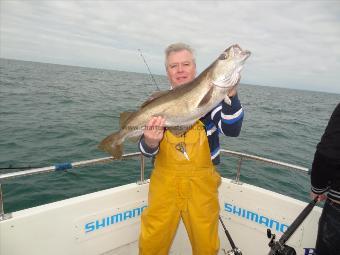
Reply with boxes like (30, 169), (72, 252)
(166, 50), (196, 88)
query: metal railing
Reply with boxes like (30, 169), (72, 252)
(0, 149), (309, 219)
(220, 149), (309, 183)
(0, 152), (144, 219)
(0, 152), (143, 181)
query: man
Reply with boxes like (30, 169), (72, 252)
(310, 103), (340, 255)
(138, 43), (244, 255)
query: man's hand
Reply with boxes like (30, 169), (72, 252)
(224, 84), (238, 105)
(144, 116), (166, 148)
(228, 83), (239, 98)
(311, 192), (327, 201)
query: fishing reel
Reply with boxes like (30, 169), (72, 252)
(267, 229), (296, 255)
(222, 248), (242, 255)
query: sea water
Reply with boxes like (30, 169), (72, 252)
(0, 58), (339, 213)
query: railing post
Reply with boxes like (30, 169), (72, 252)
(0, 183), (4, 218)
(140, 154), (145, 183)
(234, 157), (243, 184)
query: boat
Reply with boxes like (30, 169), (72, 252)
(0, 149), (321, 255)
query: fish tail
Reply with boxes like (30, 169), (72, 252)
(98, 131), (124, 159)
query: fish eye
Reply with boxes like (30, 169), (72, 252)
(218, 53), (228, 60)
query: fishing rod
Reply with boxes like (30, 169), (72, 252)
(267, 197), (318, 255)
(138, 48), (160, 91)
(0, 153), (141, 181)
(0, 166), (40, 171)
(219, 215), (242, 255)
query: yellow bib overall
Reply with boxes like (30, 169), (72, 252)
(139, 121), (221, 255)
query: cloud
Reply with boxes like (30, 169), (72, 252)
(1, 0), (339, 93)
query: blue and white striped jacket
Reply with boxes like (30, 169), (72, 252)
(139, 94), (244, 165)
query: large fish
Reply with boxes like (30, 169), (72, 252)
(99, 44), (251, 158)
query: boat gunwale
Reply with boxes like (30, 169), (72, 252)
(0, 149), (310, 218)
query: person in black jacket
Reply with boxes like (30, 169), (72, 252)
(310, 103), (340, 255)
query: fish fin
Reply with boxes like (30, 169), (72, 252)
(197, 85), (214, 108)
(127, 135), (142, 143)
(98, 131), (124, 159)
(140, 90), (171, 109)
(167, 126), (191, 137)
(120, 111), (137, 128)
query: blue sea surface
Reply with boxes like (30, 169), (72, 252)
(0, 58), (339, 213)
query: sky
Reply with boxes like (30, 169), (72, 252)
(1, 0), (340, 94)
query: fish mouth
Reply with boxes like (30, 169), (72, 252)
(240, 50), (251, 62)
(232, 45), (251, 63)
(223, 44), (251, 63)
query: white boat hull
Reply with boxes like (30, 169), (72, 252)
(0, 178), (321, 255)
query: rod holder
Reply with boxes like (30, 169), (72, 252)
(140, 154), (145, 183)
(0, 184), (4, 218)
